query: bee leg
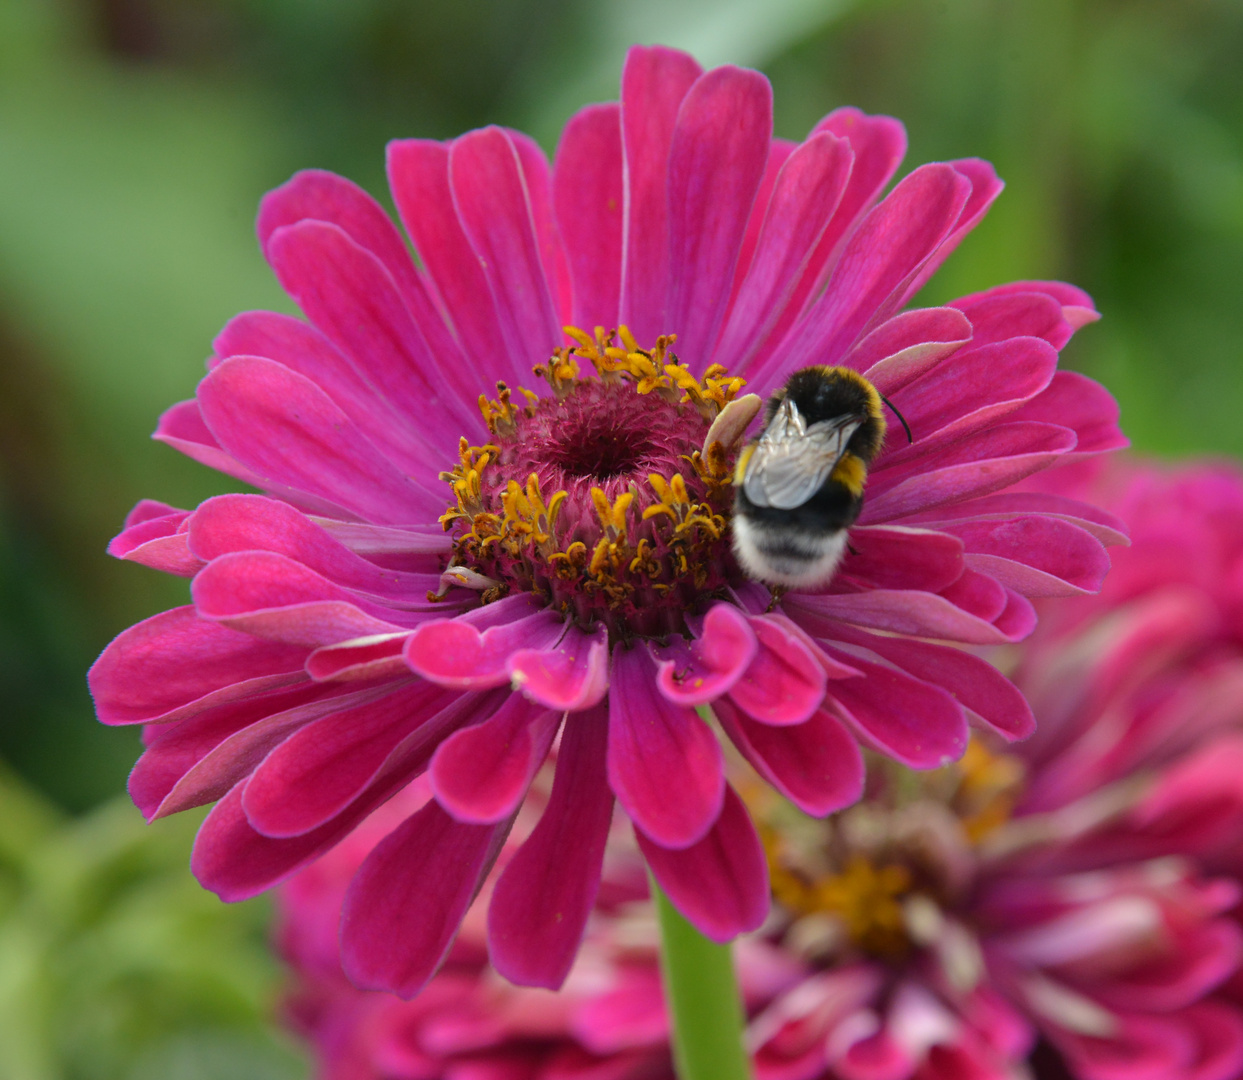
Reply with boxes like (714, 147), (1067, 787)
(847, 541), (860, 557)
(766, 585), (787, 612)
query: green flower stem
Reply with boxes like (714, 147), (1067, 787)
(652, 874), (754, 1080)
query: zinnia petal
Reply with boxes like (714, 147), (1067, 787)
(340, 799), (513, 998)
(637, 784), (770, 942)
(607, 645), (724, 849)
(487, 706), (614, 990)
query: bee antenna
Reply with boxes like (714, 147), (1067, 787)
(880, 395), (913, 444)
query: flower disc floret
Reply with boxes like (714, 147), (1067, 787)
(439, 327), (743, 639)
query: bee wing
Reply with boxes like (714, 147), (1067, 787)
(742, 417), (863, 510)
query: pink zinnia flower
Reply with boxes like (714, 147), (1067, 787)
(277, 780), (799, 1080)
(89, 44), (1125, 995)
(746, 459), (1243, 1080)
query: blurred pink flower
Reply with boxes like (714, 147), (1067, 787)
(276, 780), (801, 1080)
(89, 43), (1124, 995)
(747, 459), (1243, 1080)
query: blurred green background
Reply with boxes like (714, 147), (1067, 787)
(0, 0), (1240, 1074)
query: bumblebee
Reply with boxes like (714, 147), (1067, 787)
(732, 366), (908, 590)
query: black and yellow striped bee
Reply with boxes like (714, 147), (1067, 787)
(732, 366), (909, 590)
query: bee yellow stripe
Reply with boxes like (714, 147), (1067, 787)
(734, 443), (756, 485)
(831, 452), (867, 497)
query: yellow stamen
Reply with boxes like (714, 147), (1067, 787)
(478, 382), (528, 435)
(563, 325), (597, 350)
(956, 738), (1026, 843)
(816, 856), (912, 954)
(590, 488), (634, 543)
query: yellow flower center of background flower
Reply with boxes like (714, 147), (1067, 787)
(752, 738), (1027, 960)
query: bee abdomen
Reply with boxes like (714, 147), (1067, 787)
(731, 515), (850, 589)
(735, 476), (862, 532)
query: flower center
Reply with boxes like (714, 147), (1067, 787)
(438, 327), (748, 640)
(754, 739), (1026, 962)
